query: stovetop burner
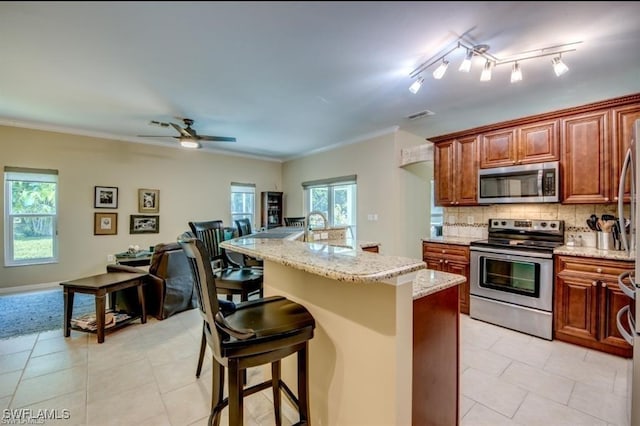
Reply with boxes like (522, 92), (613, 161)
(470, 218), (564, 253)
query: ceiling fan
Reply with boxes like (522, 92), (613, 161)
(138, 118), (236, 148)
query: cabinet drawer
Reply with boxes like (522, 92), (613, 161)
(556, 255), (634, 277)
(422, 242), (469, 262)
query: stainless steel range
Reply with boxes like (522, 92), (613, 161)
(470, 219), (564, 340)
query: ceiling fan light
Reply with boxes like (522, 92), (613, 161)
(480, 61), (493, 81)
(409, 76), (424, 94)
(432, 60), (449, 79)
(510, 62), (523, 83)
(180, 139), (201, 149)
(458, 50), (473, 72)
(552, 56), (569, 76)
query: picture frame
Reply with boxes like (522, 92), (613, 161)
(94, 212), (118, 235)
(138, 188), (160, 213)
(94, 186), (118, 209)
(129, 215), (160, 234)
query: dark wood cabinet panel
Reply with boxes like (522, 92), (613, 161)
(480, 129), (515, 168)
(423, 242), (470, 315)
(433, 136), (478, 207)
(611, 104), (640, 202)
(561, 110), (611, 204)
(518, 120), (559, 164)
(554, 255), (633, 358)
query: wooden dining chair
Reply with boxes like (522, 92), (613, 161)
(188, 220), (263, 303)
(284, 217), (306, 227)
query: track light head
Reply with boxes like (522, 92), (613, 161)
(552, 56), (569, 76)
(458, 49), (473, 72)
(432, 59), (449, 79)
(480, 61), (493, 81)
(409, 76), (424, 94)
(510, 62), (523, 83)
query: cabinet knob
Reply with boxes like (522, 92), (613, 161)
(604, 197), (609, 202)
(512, 160), (517, 164)
(441, 250), (446, 254)
(439, 259), (444, 263)
(592, 281), (598, 286)
(596, 268), (603, 273)
(602, 282), (607, 288)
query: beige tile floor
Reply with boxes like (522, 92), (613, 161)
(0, 309), (631, 425)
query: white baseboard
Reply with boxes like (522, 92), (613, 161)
(0, 282), (60, 295)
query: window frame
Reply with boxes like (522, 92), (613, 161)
(302, 175), (357, 237)
(4, 167), (59, 266)
(230, 182), (256, 229)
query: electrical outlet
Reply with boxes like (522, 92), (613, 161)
(321, 232), (328, 240)
(107, 254), (115, 262)
(467, 215), (474, 225)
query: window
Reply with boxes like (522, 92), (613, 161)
(4, 167), (58, 266)
(302, 175), (357, 237)
(430, 179), (443, 237)
(230, 182), (256, 227)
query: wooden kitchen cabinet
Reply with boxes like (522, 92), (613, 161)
(561, 110), (611, 204)
(554, 255), (633, 358)
(433, 135), (478, 207)
(423, 241), (470, 314)
(612, 104), (640, 202)
(479, 120), (559, 168)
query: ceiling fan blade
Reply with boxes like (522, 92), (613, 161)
(137, 134), (178, 138)
(149, 120), (171, 128)
(170, 122), (191, 138)
(198, 135), (237, 142)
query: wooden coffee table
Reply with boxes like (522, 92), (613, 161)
(60, 271), (148, 343)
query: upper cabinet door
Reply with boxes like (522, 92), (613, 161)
(434, 140), (456, 206)
(611, 104), (640, 202)
(517, 120), (560, 165)
(561, 110), (611, 204)
(456, 135), (479, 205)
(479, 129), (516, 168)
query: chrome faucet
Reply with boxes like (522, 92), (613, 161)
(305, 211), (328, 231)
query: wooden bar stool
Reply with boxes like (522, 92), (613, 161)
(178, 234), (315, 426)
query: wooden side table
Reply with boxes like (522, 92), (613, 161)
(60, 271), (148, 343)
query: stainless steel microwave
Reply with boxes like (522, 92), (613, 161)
(478, 161), (559, 204)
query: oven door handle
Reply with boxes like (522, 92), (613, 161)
(616, 305), (634, 346)
(470, 245), (553, 259)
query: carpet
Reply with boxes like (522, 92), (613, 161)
(0, 288), (95, 339)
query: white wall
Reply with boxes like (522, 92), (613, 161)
(282, 129), (430, 258)
(0, 125), (281, 290)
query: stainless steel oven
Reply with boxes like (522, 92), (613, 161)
(470, 219), (564, 340)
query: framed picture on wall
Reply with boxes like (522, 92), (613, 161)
(94, 186), (118, 208)
(130, 215), (159, 234)
(94, 212), (118, 235)
(138, 188), (159, 213)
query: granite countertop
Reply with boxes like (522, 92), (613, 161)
(412, 269), (466, 300)
(421, 236), (480, 246)
(220, 238), (424, 283)
(553, 245), (636, 261)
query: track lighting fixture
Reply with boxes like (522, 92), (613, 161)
(408, 76), (424, 94)
(432, 59), (449, 79)
(552, 56), (569, 76)
(408, 39), (580, 93)
(480, 61), (493, 82)
(510, 62), (522, 83)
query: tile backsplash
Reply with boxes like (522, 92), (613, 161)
(441, 203), (630, 248)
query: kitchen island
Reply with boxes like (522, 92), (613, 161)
(221, 237), (464, 425)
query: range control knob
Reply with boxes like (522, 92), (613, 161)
(493, 221), (499, 226)
(540, 222), (547, 228)
(550, 223), (557, 228)
(501, 221), (507, 226)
